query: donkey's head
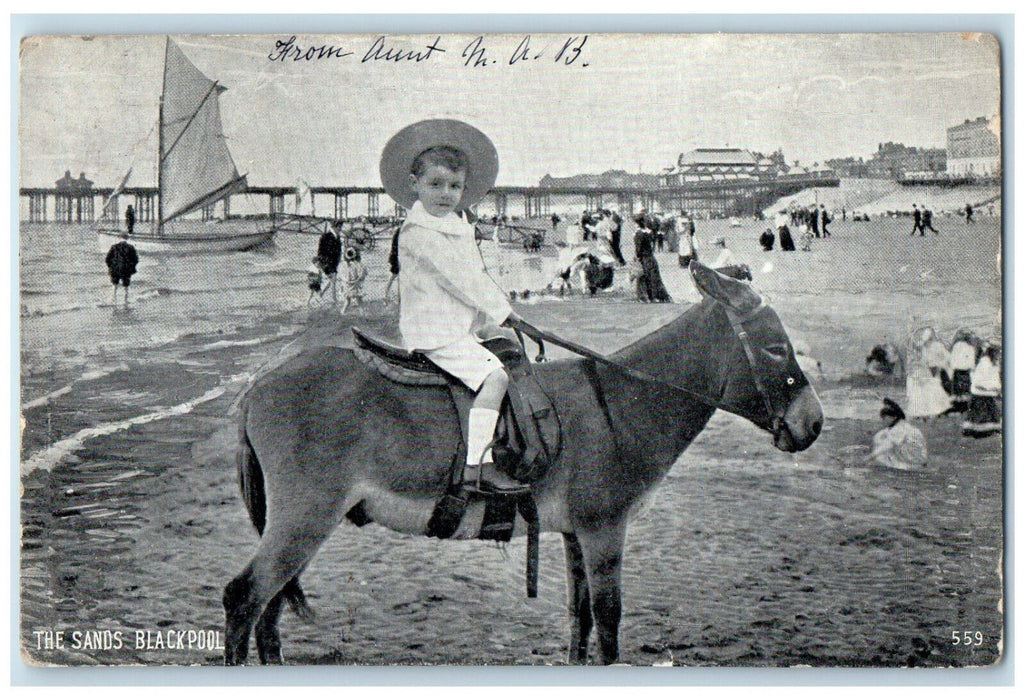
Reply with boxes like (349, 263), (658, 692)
(690, 261), (823, 452)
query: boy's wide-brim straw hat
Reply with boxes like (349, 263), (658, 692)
(379, 119), (499, 210)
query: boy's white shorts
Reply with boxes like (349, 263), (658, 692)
(425, 337), (503, 391)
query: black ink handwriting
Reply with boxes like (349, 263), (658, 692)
(509, 35), (543, 65)
(362, 36), (446, 63)
(554, 35), (589, 66)
(268, 36), (354, 62)
(462, 36), (491, 68)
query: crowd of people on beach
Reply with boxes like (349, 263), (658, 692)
(548, 208), (758, 301)
(102, 147), (1000, 485)
(760, 204), (838, 253)
(862, 326), (1001, 470)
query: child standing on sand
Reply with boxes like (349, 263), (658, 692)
(306, 257), (324, 302)
(905, 327), (952, 420)
(799, 223), (814, 251)
(379, 119), (529, 495)
(341, 247), (367, 313)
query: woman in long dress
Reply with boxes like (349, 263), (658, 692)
(905, 327), (952, 420)
(962, 342), (1001, 436)
(948, 329), (982, 409)
(633, 213), (672, 303)
(775, 209), (796, 251)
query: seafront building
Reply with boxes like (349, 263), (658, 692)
(867, 142), (947, 180)
(946, 116), (1001, 178)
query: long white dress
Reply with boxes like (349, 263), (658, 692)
(905, 338), (952, 418)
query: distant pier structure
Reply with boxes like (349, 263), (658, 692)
(21, 173), (841, 223)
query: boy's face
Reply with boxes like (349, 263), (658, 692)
(410, 164), (466, 218)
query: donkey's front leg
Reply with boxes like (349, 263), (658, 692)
(577, 524), (627, 665)
(562, 532), (593, 663)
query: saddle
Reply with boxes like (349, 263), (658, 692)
(351, 327), (562, 598)
(352, 327), (561, 484)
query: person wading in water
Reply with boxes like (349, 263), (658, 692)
(105, 232), (138, 308)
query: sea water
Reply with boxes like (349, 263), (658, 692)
(19, 224), (315, 364)
(18, 224), (377, 472)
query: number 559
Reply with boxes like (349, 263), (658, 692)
(951, 630), (983, 646)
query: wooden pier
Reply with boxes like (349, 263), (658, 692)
(20, 174), (840, 224)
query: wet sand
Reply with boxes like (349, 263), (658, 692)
(19, 216), (1003, 667)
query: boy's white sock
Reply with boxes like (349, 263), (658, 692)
(466, 408), (500, 466)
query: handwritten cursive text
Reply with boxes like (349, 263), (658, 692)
(268, 36), (354, 62)
(362, 36), (446, 63)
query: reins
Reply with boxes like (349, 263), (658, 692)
(507, 308), (741, 411)
(508, 303), (790, 438)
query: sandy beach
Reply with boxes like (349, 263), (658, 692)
(19, 214), (1003, 667)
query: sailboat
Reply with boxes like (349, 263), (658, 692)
(97, 37), (275, 254)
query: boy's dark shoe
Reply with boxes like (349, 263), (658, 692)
(461, 463), (530, 496)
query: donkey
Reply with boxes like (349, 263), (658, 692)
(223, 262), (823, 665)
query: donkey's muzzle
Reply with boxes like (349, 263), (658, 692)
(776, 384), (824, 452)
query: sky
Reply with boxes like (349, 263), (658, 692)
(17, 31), (1002, 189)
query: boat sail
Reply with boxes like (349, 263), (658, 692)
(97, 38), (275, 254)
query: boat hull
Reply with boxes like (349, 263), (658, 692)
(97, 224), (275, 254)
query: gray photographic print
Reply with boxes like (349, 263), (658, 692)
(18, 31), (1003, 669)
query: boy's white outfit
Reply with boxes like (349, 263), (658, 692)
(398, 201), (513, 468)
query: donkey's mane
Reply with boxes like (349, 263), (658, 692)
(610, 295), (721, 377)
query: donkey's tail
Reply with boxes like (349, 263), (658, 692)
(238, 405), (314, 621)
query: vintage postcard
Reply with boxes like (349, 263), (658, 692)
(17, 31), (1003, 669)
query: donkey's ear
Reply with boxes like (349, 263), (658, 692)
(689, 260), (762, 313)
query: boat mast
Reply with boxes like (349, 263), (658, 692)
(157, 37), (169, 237)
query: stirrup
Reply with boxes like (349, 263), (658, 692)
(460, 460), (530, 496)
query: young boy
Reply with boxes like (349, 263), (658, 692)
(380, 119), (529, 495)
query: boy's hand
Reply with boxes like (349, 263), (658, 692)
(504, 311), (541, 342)
(504, 312), (547, 362)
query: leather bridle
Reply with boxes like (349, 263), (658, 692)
(721, 302), (805, 443)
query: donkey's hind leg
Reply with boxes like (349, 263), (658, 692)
(255, 575), (310, 664)
(223, 563), (261, 666)
(224, 513), (339, 665)
(563, 533), (593, 663)
(254, 588), (287, 665)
